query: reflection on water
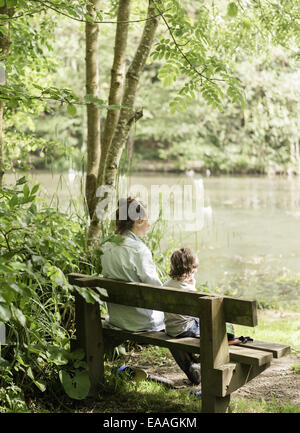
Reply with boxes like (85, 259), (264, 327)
(5, 171), (300, 306)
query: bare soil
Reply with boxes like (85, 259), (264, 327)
(127, 350), (300, 406)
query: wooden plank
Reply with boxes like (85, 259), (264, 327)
(207, 362), (272, 397)
(74, 292), (105, 396)
(198, 296), (231, 413)
(102, 325), (275, 367)
(225, 362), (271, 396)
(241, 340), (290, 358)
(202, 395), (231, 413)
(102, 325), (201, 353)
(198, 296), (230, 369)
(229, 345), (273, 366)
(68, 273), (257, 326)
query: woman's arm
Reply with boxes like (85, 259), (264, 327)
(134, 247), (162, 287)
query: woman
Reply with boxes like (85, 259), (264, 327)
(100, 196), (200, 385)
(101, 197), (164, 332)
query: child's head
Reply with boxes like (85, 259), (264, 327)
(169, 248), (199, 281)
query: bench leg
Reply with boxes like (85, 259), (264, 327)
(202, 393), (231, 413)
(75, 292), (104, 397)
(198, 296), (231, 413)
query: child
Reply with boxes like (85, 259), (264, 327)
(164, 248), (200, 340)
(164, 248), (241, 385)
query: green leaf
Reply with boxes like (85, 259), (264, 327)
(84, 13), (94, 23)
(9, 194), (18, 207)
(67, 104), (77, 116)
(110, 234), (124, 245)
(59, 370), (90, 400)
(227, 2), (238, 17)
(27, 367), (46, 392)
(0, 252), (16, 261)
(46, 346), (69, 366)
(0, 0), (5, 7)
(16, 176), (26, 185)
(0, 356), (9, 367)
(0, 25), (9, 38)
(69, 348), (85, 361)
(0, 303), (11, 322)
(7, 0), (18, 7)
(74, 286), (100, 304)
(31, 184), (39, 195)
(23, 183), (30, 199)
(11, 305), (26, 327)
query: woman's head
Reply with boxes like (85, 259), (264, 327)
(115, 197), (149, 237)
(169, 247), (199, 281)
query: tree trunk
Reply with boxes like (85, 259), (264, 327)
(104, 0), (159, 188)
(88, 0), (160, 242)
(97, 0), (131, 187)
(0, 4), (12, 187)
(85, 0), (101, 218)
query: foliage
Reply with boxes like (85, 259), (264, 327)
(0, 176), (176, 410)
(0, 177), (104, 410)
(133, 45), (300, 175)
(2, 0), (300, 175)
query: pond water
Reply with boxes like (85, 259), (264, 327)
(5, 171), (300, 307)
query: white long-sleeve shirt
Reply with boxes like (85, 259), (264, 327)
(164, 278), (197, 337)
(100, 230), (164, 332)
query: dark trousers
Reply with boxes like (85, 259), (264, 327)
(169, 318), (201, 384)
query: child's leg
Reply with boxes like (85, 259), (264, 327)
(168, 321), (201, 385)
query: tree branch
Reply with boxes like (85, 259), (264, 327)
(0, 229), (12, 251)
(154, 1), (225, 84)
(30, 0), (167, 25)
(0, 8), (44, 20)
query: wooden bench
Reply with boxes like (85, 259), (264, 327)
(68, 273), (291, 413)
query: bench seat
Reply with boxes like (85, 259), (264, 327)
(234, 339), (290, 358)
(102, 322), (278, 367)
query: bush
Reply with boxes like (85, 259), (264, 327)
(0, 177), (101, 411)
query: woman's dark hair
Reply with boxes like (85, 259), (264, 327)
(115, 196), (147, 234)
(169, 248), (198, 280)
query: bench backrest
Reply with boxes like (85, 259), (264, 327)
(68, 273), (257, 327)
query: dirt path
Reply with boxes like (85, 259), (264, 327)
(128, 351), (300, 406)
(232, 354), (300, 405)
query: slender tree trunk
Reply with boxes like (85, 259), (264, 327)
(0, 4), (12, 187)
(97, 0), (131, 187)
(104, 0), (160, 187)
(88, 0), (160, 242)
(85, 0), (101, 218)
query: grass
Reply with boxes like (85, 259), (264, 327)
(230, 398), (300, 413)
(233, 309), (300, 353)
(23, 308), (300, 413)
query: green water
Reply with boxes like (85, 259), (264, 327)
(5, 171), (300, 307)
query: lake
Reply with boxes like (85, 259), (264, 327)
(5, 170), (300, 307)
